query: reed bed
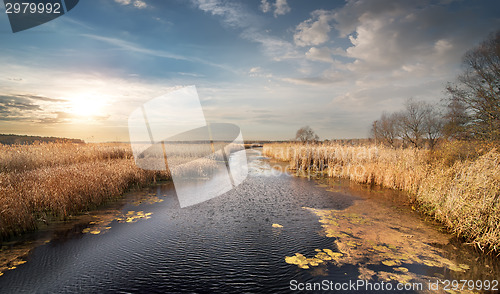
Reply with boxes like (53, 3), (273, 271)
(263, 142), (500, 252)
(0, 141), (244, 240)
(0, 142), (132, 173)
(0, 143), (169, 240)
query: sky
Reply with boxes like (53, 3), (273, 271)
(0, 0), (499, 142)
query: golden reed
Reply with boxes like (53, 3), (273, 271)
(0, 143), (169, 240)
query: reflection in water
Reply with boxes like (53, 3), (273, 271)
(0, 148), (498, 293)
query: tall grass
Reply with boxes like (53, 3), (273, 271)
(0, 142), (131, 173)
(263, 142), (500, 252)
(0, 143), (169, 240)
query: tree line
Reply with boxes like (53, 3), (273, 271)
(371, 31), (500, 148)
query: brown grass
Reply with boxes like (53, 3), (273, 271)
(0, 143), (169, 240)
(263, 141), (500, 253)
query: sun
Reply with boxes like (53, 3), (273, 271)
(67, 93), (107, 118)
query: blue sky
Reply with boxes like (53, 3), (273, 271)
(0, 0), (499, 141)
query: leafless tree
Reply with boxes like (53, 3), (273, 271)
(423, 109), (444, 149)
(295, 126), (319, 142)
(396, 99), (431, 148)
(443, 95), (471, 140)
(446, 31), (500, 140)
(371, 112), (399, 147)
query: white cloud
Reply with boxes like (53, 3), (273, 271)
(305, 47), (334, 63)
(193, 0), (298, 60)
(294, 10), (334, 47)
(114, 0), (131, 5)
(260, 0), (290, 17)
(249, 67), (261, 73)
(331, 1), (499, 74)
(81, 34), (235, 72)
(114, 0), (147, 9)
(260, 0), (271, 13)
(274, 0), (291, 17)
(133, 0), (147, 9)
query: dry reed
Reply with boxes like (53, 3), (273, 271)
(0, 143), (169, 240)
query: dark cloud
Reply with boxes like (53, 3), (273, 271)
(15, 94), (66, 103)
(38, 112), (73, 124)
(0, 93), (65, 122)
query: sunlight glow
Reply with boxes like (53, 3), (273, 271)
(67, 93), (108, 118)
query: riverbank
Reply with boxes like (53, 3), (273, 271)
(0, 142), (170, 240)
(263, 141), (500, 253)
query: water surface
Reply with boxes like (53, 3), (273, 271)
(0, 149), (498, 293)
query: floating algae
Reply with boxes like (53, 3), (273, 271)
(0, 244), (32, 277)
(286, 203), (472, 285)
(117, 211), (153, 223)
(82, 210), (153, 235)
(131, 195), (164, 206)
(285, 249), (343, 270)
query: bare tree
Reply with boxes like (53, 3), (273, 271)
(446, 31), (500, 141)
(371, 112), (399, 147)
(295, 126), (319, 142)
(396, 99), (431, 148)
(442, 95), (471, 140)
(423, 109), (444, 149)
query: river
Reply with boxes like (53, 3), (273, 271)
(0, 148), (498, 293)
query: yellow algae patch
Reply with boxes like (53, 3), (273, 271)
(116, 211), (153, 224)
(301, 201), (472, 284)
(82, 210), (153, 235)
(394, 267), (409, 273)
(272, 223), (283, 228)
(132, 196), (164, 206)
(11, 260), (27, 266)
(285, 249), (343, 270)
(82, 225), (109, 235)
(381, 260), (399, 267)
(358, 267), (376, 280)
(377, 271), (413, 284)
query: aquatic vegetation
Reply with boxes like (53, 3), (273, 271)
(264, 142), (500, 252)
(293, 204), (474, 284)
(131, 195), (164, 206)
(81, 210), (154, 235)
(285, 250), (337, 269)
(117, 211), (153, 223)
(0, 242), (33, 277)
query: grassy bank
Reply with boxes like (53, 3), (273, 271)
(263, 142), (500, 253)
(0, 143), (170, 240)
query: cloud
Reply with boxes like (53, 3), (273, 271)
(133, 0), (147, 9)
(294, 10), (334, 47)
(81, 33), (235, 72)
(259, 0), (271, 13)
(0, 94), (43, 121)
(114, 0), (147, 9)
(193, 0), (298, 60)
(260, 0), (290, 17)
(305, 47), (334, 63)
(38, 112), (73, 124)
(274, 0), (291, 17)
(331, 1), (500, 73)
